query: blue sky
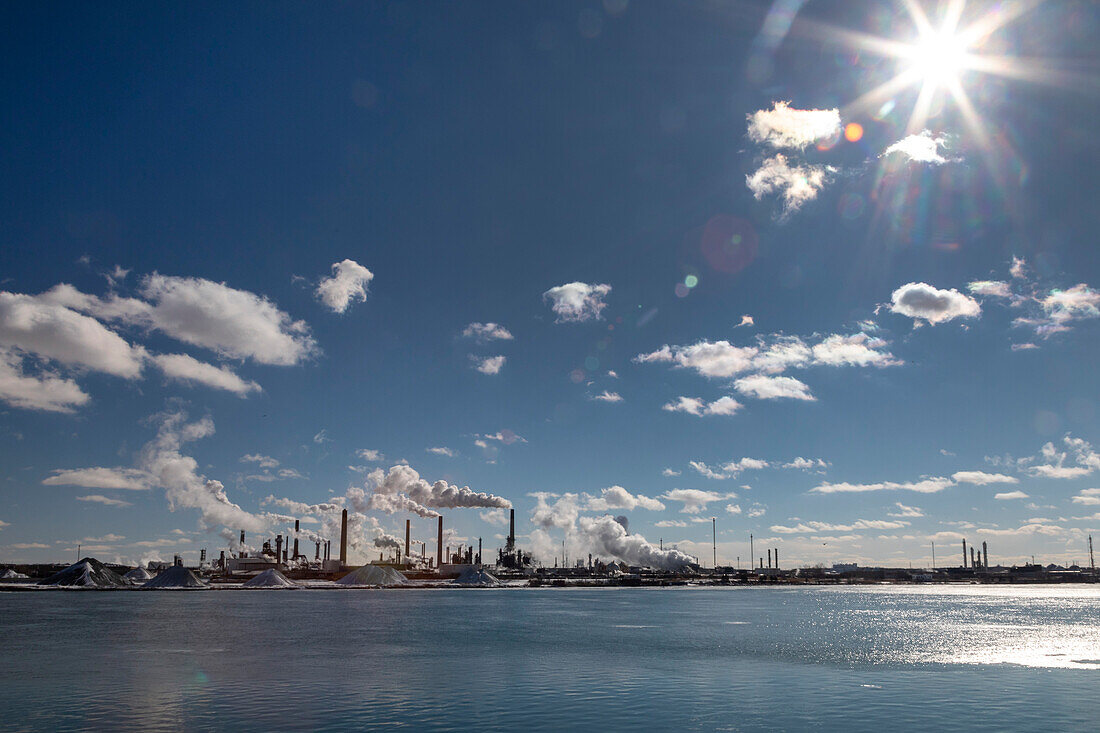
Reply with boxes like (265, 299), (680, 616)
(2, 0), (1099, 568)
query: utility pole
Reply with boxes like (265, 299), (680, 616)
(750, 533), (754, 572)
(1090, 535), (1095, 575)
(711, 517), (717, 569)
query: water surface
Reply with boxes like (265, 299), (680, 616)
(2, 585), (1097, 731)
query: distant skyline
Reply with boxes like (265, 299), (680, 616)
(2, 0), (1099, 569)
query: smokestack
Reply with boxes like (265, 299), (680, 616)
(962, 539), (967, 568)
(275, 535), (283, 566)
(437, 515), (444, 568)
(339, 509), (348, 566)
(293, 520), (300, 560)
(970, 547), (976, 568)
(315, 541), (320, 561)
(508, 508), (515, 552)
(767, 548), (772, 569)
(983, 541), (988, 570)
(405, 519), (411, 559)
(774, 548), (779, 570)
(478, 537), (482, 566)
(240, 529), (246, 554)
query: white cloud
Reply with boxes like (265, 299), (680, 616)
(530, 492), (580, 531)
(1010, 257), (1027, 279)
(883, 130), (947, 163)
(356, 448), (384, 462)
(141, 412), (270, 532)
(472, 355), (505, 375)
(723, 457), (769, 473)
(783, 457), (828, 470)
(746, 155), (831, 216)
(43, 467), (152, 491)
(637, 333), (898, 383)
(811, 477), (954, 494)
(689, 461), (729, 480)
(662, 468), (681, 477)
(1042, 284), (1100, 324)
(967, 280), (1013, 298)
(52, 276), (317, 365)
(639, 340), (757, 378)
(241, 454), (279, 469)
(479, 508), (509, 526)
(426, 447), (456, 457)
(477, 430), (527, 444)
(888, 503), (924, 518)
(152, 353), (261, 396)
(810, 333), (900, 368)
(1027, 435), (1100, 479)
(994, 490), (1029, 500)
(607, 370), (618, 378)
(736, 315), (754, 328)
(771, 519), (910, 533)
(746, 102), (841, 149)
(951, 471), (1018, 485)
(590, 390), (623, 403)
(660, 488), (731, 514)
(1072, 489), (1100, 506)
(0, 349), (89, 413)
(0, 291), (146, 377)
(543, 282), (611, 323)
(75, 494), (132, 507)
(462, 322), (513, 342)
(662, 396), (742, 416)
(889, 282), (981, 325)
(585, 486), (665, 512)
(734, 374), (815, 401)
(315, 259), (374, 314)
(725, 504), (742, 515)
(654, 519), (688, 528)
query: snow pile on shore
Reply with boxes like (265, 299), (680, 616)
(243, 568), (298, 588)
(1, 568), (28, 579)
(141, 565), (207, 589)
(453, 567), (500, 587)
(38, 558), (126, 587)
(336, 565), (408, 587)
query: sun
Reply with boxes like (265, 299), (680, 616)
(905, 29), (970, 88)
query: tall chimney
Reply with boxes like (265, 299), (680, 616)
(240, 529), (246, 554)
(775, 548), (779, 569)
(405, 519), (411, 559)
(293, 520), (300, 560)
(962, 539), (968, 568)
(767, 548), (772, 569)
(275, 535), (283, 566)
(982, 541), (988, 570)
(508, 508), (515, 551)
(315, 541), (320, 561)
(339, 509), (348, 566)
(478, 537), (482, 566)
(437, 515), (444, 568)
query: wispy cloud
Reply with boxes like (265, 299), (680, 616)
(462, 322), (513, 342)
